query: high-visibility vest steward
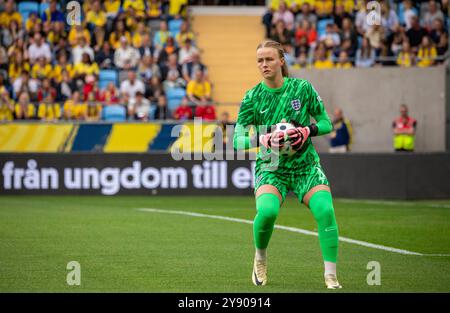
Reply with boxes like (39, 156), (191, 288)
(392, 116), (417, 151)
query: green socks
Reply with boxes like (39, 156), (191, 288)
(253, 193), (280, 249)
(308, 190), (339, 263)
(253, 190), (339, 264)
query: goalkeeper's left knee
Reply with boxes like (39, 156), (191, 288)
(308, 190), (339, 263)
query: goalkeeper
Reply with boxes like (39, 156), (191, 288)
(233, 40), (341, 289)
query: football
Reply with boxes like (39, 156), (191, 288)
(272, 122), (297, 156)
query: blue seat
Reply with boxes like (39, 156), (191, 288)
(168, 19), (183, 34)
(39, 2), (49, 16)
(166, 88), (186, 112)
(102, 105), (126, 121)
(18, 1), (39, 23)
(99, 70), (118, 88)
(317, 18), (334, 38)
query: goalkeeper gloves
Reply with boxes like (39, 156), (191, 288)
(286, 127), (310, 151)
(259, 131), (286, 149)
(286, 122), (318, 151)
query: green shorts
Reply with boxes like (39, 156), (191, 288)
(254, 162), (330, 203)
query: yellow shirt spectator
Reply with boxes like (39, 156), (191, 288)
(336, 0), (355, 13)
(147, 1), (162, 18)
(109, 32), (132, 49)
(176, 31), (195, 46)
(335, 61), (353, 69)
(52, 64), (74, 82)
(73, 62), (100, 77)
(354, 0), (365, 10)
(417, 47), (437, 68)
(123, 0), (145, 13)
(26, 15), (41, 32)
(68, 27), (92, 46)
(396, 52), (413, 67)
(292, 0), (316, 8)
(63, 100), (87, 120)
(31, 63), (53, 79)
(82, 0), (94, 12)
(14, 103), (36, 119)
(292, 63), (312, 70)
(74, 103), (88, 120)
(47, 30), (68, 46)
(315, 0), (333, 16)
(86, 10), (107, 27)
(63, 99), (75, 119)
(169, 0), (188, 16)
(270, 0), (295, 10)
(0, 100), (14, 121)
(104, 0), (121, 15)
(9, 63), (30, 81)
(187, 80), (211, 99)
(0, 11), (22, 27)
(86, 103), (103, 121)
(132, 32), (144, 48)
(38, 103), (61, 121)
(314, 59), (335, 69)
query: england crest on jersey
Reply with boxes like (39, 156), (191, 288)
(291, 99), (301, 111)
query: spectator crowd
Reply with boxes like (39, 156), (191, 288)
(0, 0), (218, 122)
(263, 0), (449, 69)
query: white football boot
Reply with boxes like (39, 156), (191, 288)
(252, 257), (267, 286)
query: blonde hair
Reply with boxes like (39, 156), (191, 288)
(256, 40), (289, 77)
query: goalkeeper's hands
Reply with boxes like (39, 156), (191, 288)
(286, 126), (310, 151)
(259, 131), (286, 149)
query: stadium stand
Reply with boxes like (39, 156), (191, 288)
(0, 0), (448, 153)
(263, 0), (449, 69)
(0, 0), (208, 123)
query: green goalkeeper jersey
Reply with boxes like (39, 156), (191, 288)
(233, 77), (332, 173)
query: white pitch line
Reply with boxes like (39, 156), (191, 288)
(137, 208), (450, 257)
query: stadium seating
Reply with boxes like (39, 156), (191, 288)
(102, 105), (126, 122)
(99, 70), (119, 89)
(168, 18), (183, 37)
(317, 18), (334, 38)
(18, 1), (39, 23)
(39, 2), (49, 16)
(166, 88), (186, 112)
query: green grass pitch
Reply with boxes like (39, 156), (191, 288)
(1, 196), (450, 292)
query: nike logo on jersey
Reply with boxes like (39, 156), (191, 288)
(260, 108), (269, 114)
